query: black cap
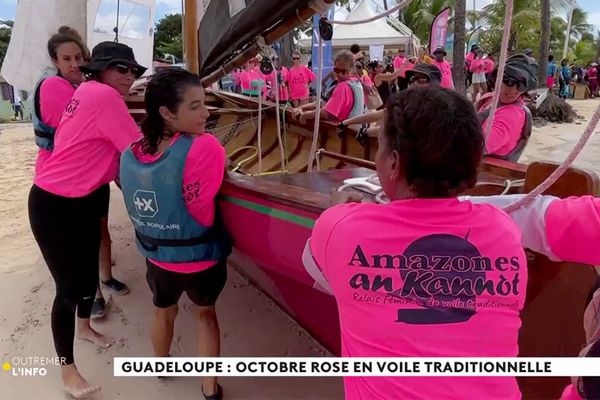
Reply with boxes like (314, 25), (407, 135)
(504, 54), (538, 91)
(405, 63), (442, 85)
(80, 42), (147, 78)
(433, 47), (447, 56)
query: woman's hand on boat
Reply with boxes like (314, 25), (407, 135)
(330, 189), (363, 205)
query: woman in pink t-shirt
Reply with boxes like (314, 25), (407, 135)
(266, 56), (289, 103)
(119, 69), (231, 400)
(28, 41), (145, 398)
(288, 51), (316, 107)
(304, 86), (528, 399)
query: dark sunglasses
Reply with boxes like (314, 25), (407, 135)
(334, 67), (348, 74)
(111, 63), (143, 77)
(409, 75), (429, 84)
(502, 75), (526, 90)
(292, 57), (300, 60)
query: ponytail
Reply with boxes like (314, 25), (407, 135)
(140, 68), (203, 155)
(47, 26), (89, 61)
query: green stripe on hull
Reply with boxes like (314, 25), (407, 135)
(221, 195), (315, 229)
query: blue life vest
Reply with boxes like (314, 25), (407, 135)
(32, 76), (58, 151)
(346, 79), (366, 119)
(120, 135), (232, 263)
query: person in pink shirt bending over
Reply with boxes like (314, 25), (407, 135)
(294, 50), (365, 124)
(432, 47), (454, 89)
(28, 41), (145, 398)
(239, 58), (265, 98)
(119, 69), (231, 400)
(477, 54), (538, 162)
(304, 86), (528, 399)
(288, 51), (316, 107)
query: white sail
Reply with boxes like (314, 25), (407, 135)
(2, 0), (155, 92)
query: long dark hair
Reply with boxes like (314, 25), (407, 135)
(141, 68), (203, 154)
(47, 26), (89, 61)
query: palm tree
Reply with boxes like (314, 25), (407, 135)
(453, 0), (467, 93)
(402, 0), (454, 44)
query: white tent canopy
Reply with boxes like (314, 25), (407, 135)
(297, 0), (419, 50)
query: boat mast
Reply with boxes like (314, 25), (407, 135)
(183, 0), (199, 74)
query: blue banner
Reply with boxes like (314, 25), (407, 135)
(311, 7), (335, 88)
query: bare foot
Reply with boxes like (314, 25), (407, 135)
(62, 366), (100, 399)
(77, 328), (115, 348)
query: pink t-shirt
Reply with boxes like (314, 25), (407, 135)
(35, 81), (141, 197)
(266, 67), (289, 101)
(323, 78), (359, 122)
(483, 59), (495, 73)
(35, 76), (77, 174)
(393, 56), (406, 71)
(288, 65), (316, 100)
(131, 133), (226, 273)
(309, 199), (526, 399)
(466, 52), (476, 64)
(240, 70), (265, 96)
(481, 102), (526, 157)
(470, 58), (487, 74)
(546, 196), (600, 265)
(433, 60), (454, 89)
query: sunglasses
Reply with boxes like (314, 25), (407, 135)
(112, 63), (143, 77)
(409, 75), (429, 84)
(292, 57), (300, 60)
(334, 67), (348, 74)
(502, 75), (526, 89)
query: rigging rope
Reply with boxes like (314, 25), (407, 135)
(257, 86), (263, 174)
(307, 30), (325, 172)
(482, 0), (513, 141)
(273, 68), (287, 172)
(503, 103), (600, 213)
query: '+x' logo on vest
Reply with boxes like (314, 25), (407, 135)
(133, 190), (159, 218)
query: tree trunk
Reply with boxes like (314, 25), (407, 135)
(453, 0), (467, 94)
(539, 0), (551, 87)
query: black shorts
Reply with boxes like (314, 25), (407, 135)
(98, 184), (110, 218)
(146, 260), (227, 308)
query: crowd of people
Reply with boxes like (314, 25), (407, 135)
(546, 55), (600, 99)
(26, 24), (600, 400)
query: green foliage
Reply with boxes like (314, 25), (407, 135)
(0, 20), (13, 68)
(153, 14), (183, 60)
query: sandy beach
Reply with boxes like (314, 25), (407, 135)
(0, 126), (342, 398)
(0, 99), (599, 399)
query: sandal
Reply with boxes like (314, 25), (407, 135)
(90, 298), (106, 319)
(202, 384), (223, 400)
(101, 278), (130, 295)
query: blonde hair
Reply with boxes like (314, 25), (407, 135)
(334, 50), (354, 70)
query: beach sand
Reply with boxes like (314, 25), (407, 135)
(0, 125), (343, 398)
(1, 98), (599, 399)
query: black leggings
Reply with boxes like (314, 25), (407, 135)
(28, 184), (105, 365)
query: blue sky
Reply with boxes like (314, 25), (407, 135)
(1, 0), (600, 30)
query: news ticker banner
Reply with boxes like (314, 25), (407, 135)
(114, 357), (600, 377)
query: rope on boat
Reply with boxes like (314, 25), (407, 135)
(327, 0), (411, 25)
(503, 103), (600, 213)
(227, 146), (259, 173)
(257, 88), (263, 174)
(307, 30), (325, 172)
(482, 0), (513, 140)
(273, 63), (287, 172)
